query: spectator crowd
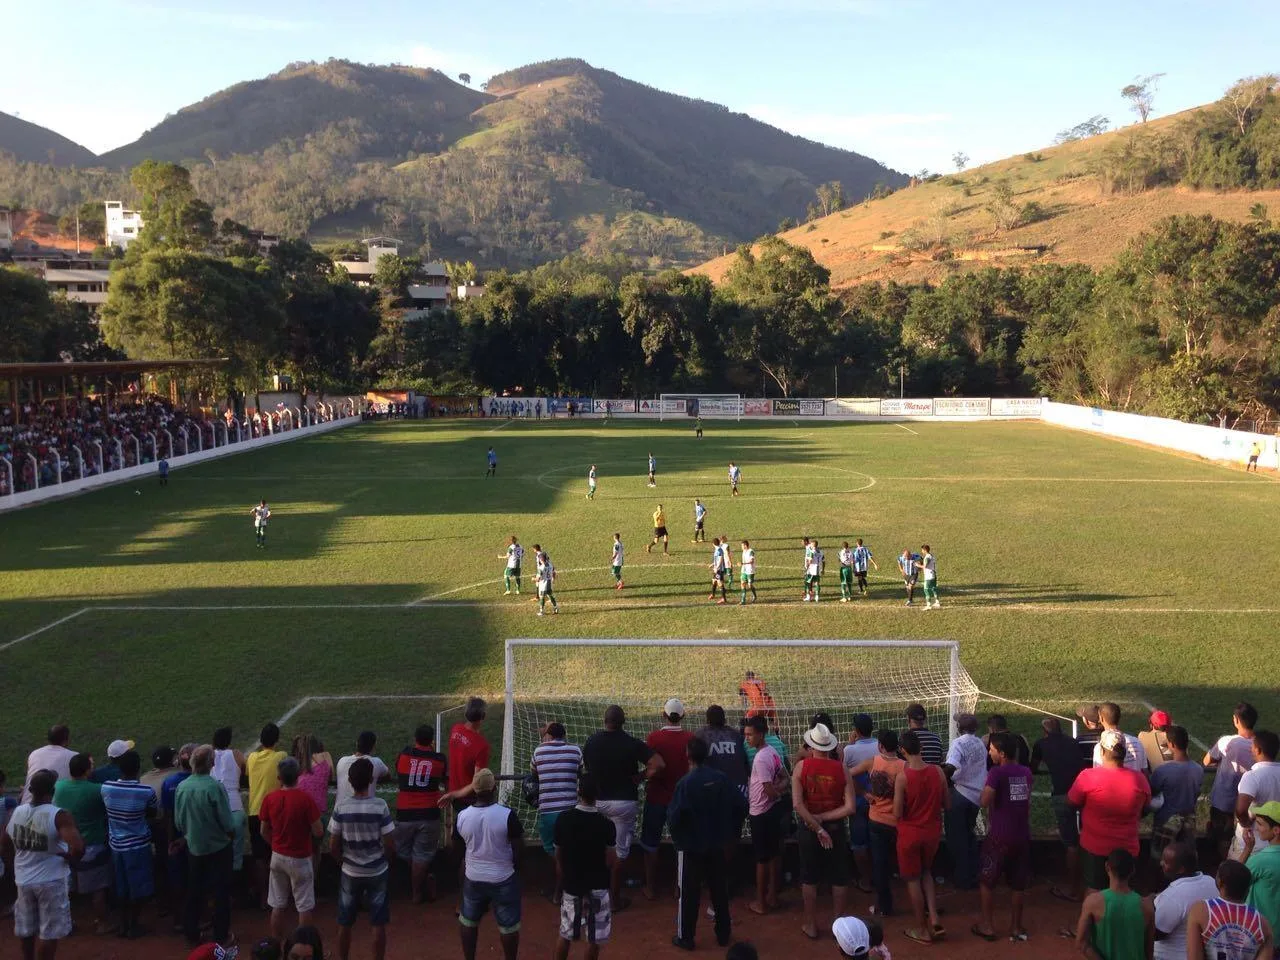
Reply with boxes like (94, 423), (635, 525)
(3, 697), (1278, 960)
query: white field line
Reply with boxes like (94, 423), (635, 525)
(485, 419), (515, 433)
(895, 422), (919, 436)
(167, 473), (1272, 485)
(0, 608), (90, 653)
(407, 562), (709, 605)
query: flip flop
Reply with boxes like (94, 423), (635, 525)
(801, 926), (821, 940)
(933, 924), (947, 938)
(971, 924), (998, 942)
(1057, 927), (1076, 940)
(1010, 931), (1029, 942)
(748, 902), (767, 916)
(1050, 887), (1082, 903)
(904, 928), (934, 946)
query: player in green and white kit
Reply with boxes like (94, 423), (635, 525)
(803, 538), (825, 602)
(916, 544), (940, 609)
(611, 533), (625, 590)
(251, 500), (271, 548)
(838, 541), (855, 602)
(534, 545), (559, 615)
(501, 535), (524, 595)
(739, 539), (757, 605)
(587, 464), (598, 499)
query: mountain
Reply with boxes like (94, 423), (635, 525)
(0, 111), (98, 167)
(691, 105), (1280, 290)
(17, 58), (904, 269)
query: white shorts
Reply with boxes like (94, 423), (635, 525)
(268, 852), (316, 913)
(596, 800), (638, 860)
(14, 879), (72, 941)
(559, 890), (612, 944)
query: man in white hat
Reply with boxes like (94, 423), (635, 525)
(832, 915), (888, 958)
(641, 699), (693, 902)
(90, 738), (136, 785)
(792, 723), (856, 940)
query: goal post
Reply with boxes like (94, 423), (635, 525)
(500, 638), (977, 803)
(658, 394), (742, 421)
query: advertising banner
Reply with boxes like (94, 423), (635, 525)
(693, 398), (741, 417)
(593, 399), (636, 414)
(773, 398), (825, 415)
(880, 398), (933, 416)
(990, 397), (1044, 417)
(483, 397), (546, 417)
(638, 399), (662, 413)
(933, 397), (991, 416)
(547, 397), (592, 415)
(743, 398), (772, 415)
(829, 398), (882, 416)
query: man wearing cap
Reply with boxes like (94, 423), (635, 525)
(52, 753), (112, 934)
(642, 700), (693, 902)
(832, 915), (888, 958)
(668, 737), (746, 950)
(793, 723), (856, 941)
(944, 712), (987, 891)
(1141, 710), (1175, 770)
(456, 768), (524, 960)
(91, 738), (136, 785)
(1244, 800), (1280, 930)
(904, 704), (944, 766)
(102, 749), (159, 938)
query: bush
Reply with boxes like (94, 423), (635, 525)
(878, 230), (896, 240)
(1023, 152), (1045, 163)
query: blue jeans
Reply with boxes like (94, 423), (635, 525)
(868, 821), (897, 917)
(337, 870), (390, 927)
(460, 875), (522, 933)
(945, 790), (980, 890)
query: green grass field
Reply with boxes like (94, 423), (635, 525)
(2, 417), (1277, 784)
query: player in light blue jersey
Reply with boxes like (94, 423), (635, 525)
(501, 535), (524, 594)
(708, 538), (728, 604)
(647, 452), (657, 487)
(485, 446), (497, 478)
(898, 548), (921, 606)
(852, 538), (878, 597)
(693, 499), (707, 542)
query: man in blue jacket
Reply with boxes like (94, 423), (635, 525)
(667, 737), (747, 951)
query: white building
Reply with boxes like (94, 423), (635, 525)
(334, 237), (451, 311)
(0, 206), (13, 252)
(104, 201), (144, 249)
(456, 282), (486, 300)
(38, 258), (112, 305)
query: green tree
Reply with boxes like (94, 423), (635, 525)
(129, 160), (215, 251)
(1219, 75), (1279, 135)
(985, 179), (1022, 231)
(619, 270), (719, 391)
(372, 253), (422, 302)
(952, 151), (969, 171)
(1121, 73), (1164, 123)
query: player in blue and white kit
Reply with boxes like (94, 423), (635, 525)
(693, 499), (707, 543)
(251, 500), (271, 548)
(708, 538), (728, 604)
(501, 535), (524, 594)
(611, 533), (625, 590)
(647, 452), (657, 487)
(587, 464), (598, 500)
(728, 462), (741, 497)
(485, 446), (497, 478)
(852, 537), (878, 597)
(718, 535), (734, 583)
(898, 547), (921, 606)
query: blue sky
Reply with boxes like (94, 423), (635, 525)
(6, 0), (1277, 172)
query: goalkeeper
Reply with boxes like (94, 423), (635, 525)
(738, 671), (777, 722)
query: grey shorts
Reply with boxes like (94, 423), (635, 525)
(71, 843), (112, 894)
(394, 819), (442, 865)
(15, 879), (73, 941)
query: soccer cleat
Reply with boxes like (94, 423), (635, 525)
(933, 602), (942, 609)
(504, 590), (511, 596)
(905, 599), (913, 606)
(716, 599), (726, 605)
(536, 610), (544, 617)
(802, 595), (811, 602)
(552, 607), (559, 614)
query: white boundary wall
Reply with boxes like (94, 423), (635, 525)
(1042, 400), (1280, 470)
(583, 396), (1044, 422)
(2, 415), (360, 513)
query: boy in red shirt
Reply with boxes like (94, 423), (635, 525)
(641, 698), (695, 900)
(258, 757), (323, 940)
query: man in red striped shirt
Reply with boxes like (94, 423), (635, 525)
(395, 725), (447, 904)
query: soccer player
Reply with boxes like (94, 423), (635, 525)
(739, 540), (757, 605)
(158, 457), (169, 486)
(485, 447), (497, 478)
(647, 453), (656, 488)
(800, 537), (813, 601)
(709, 538), (728, 604)
(838, 542), (855, 602)
(501, 536), (524, 595)
(695, 416), (703, 439)
(728, 463), (741, 497)
(738, 671), (776, 721)
(718, 535), (733, 586)
(587, 465), (598, 500)
(852, 538), (878, 596)
(648, 505), (669, 555)
(252, 500), (271, 549)
(1248, 442), (1262, 473)
(534, 546), (560, 616)
(693, 499), (707, 543)
(898, 548), (920, 606)
(804, 539), (824, 602)
(611, 534), (625, 590)
(916, 545), (940, 610)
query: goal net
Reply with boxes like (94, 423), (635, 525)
(658, 394), (742, 420)
(500, 638), (977, 814)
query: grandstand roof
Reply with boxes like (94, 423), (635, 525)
(0, 358), (229, 378)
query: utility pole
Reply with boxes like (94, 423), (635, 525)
(75, 215), (81, 255)
(834, 363), (838, 400)
(899, 364), (905, 399)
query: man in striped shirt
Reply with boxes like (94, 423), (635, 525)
(533, 723), (584, 902)
(905, 704), (945, 766)
(329, 758), (396, 960)
(101, 749), (159, 938)
(852, 538), (878, 596)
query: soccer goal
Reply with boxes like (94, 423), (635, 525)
(659, 393), (742, 420)
(500, 638), (978, 802)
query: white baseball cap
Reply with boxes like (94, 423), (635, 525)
(832, 916), (870, 956)
(107, 739), (135, 759)
(664, 698), (685, 717)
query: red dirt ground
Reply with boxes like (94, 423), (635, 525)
(0, 866), (1088, 960)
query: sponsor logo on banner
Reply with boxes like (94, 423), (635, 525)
(990, 397), (1043, 417)
(830, 398), (882, 415)
(694, 398), (741, 416)
(880, 398), (934, 416)
(661, 399), (686, 414)
(548, 397), (591, 414)
(593, 399), (636, 414)
(743, 398), (772, 415)
(638, 399), (661, 413)
(933, 398), (990, 416)
(772, 398), (825, 415)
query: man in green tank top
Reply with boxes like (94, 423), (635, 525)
(1075, 849), (1153, 960)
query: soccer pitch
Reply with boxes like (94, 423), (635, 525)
(1, 416), (1277, 778)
